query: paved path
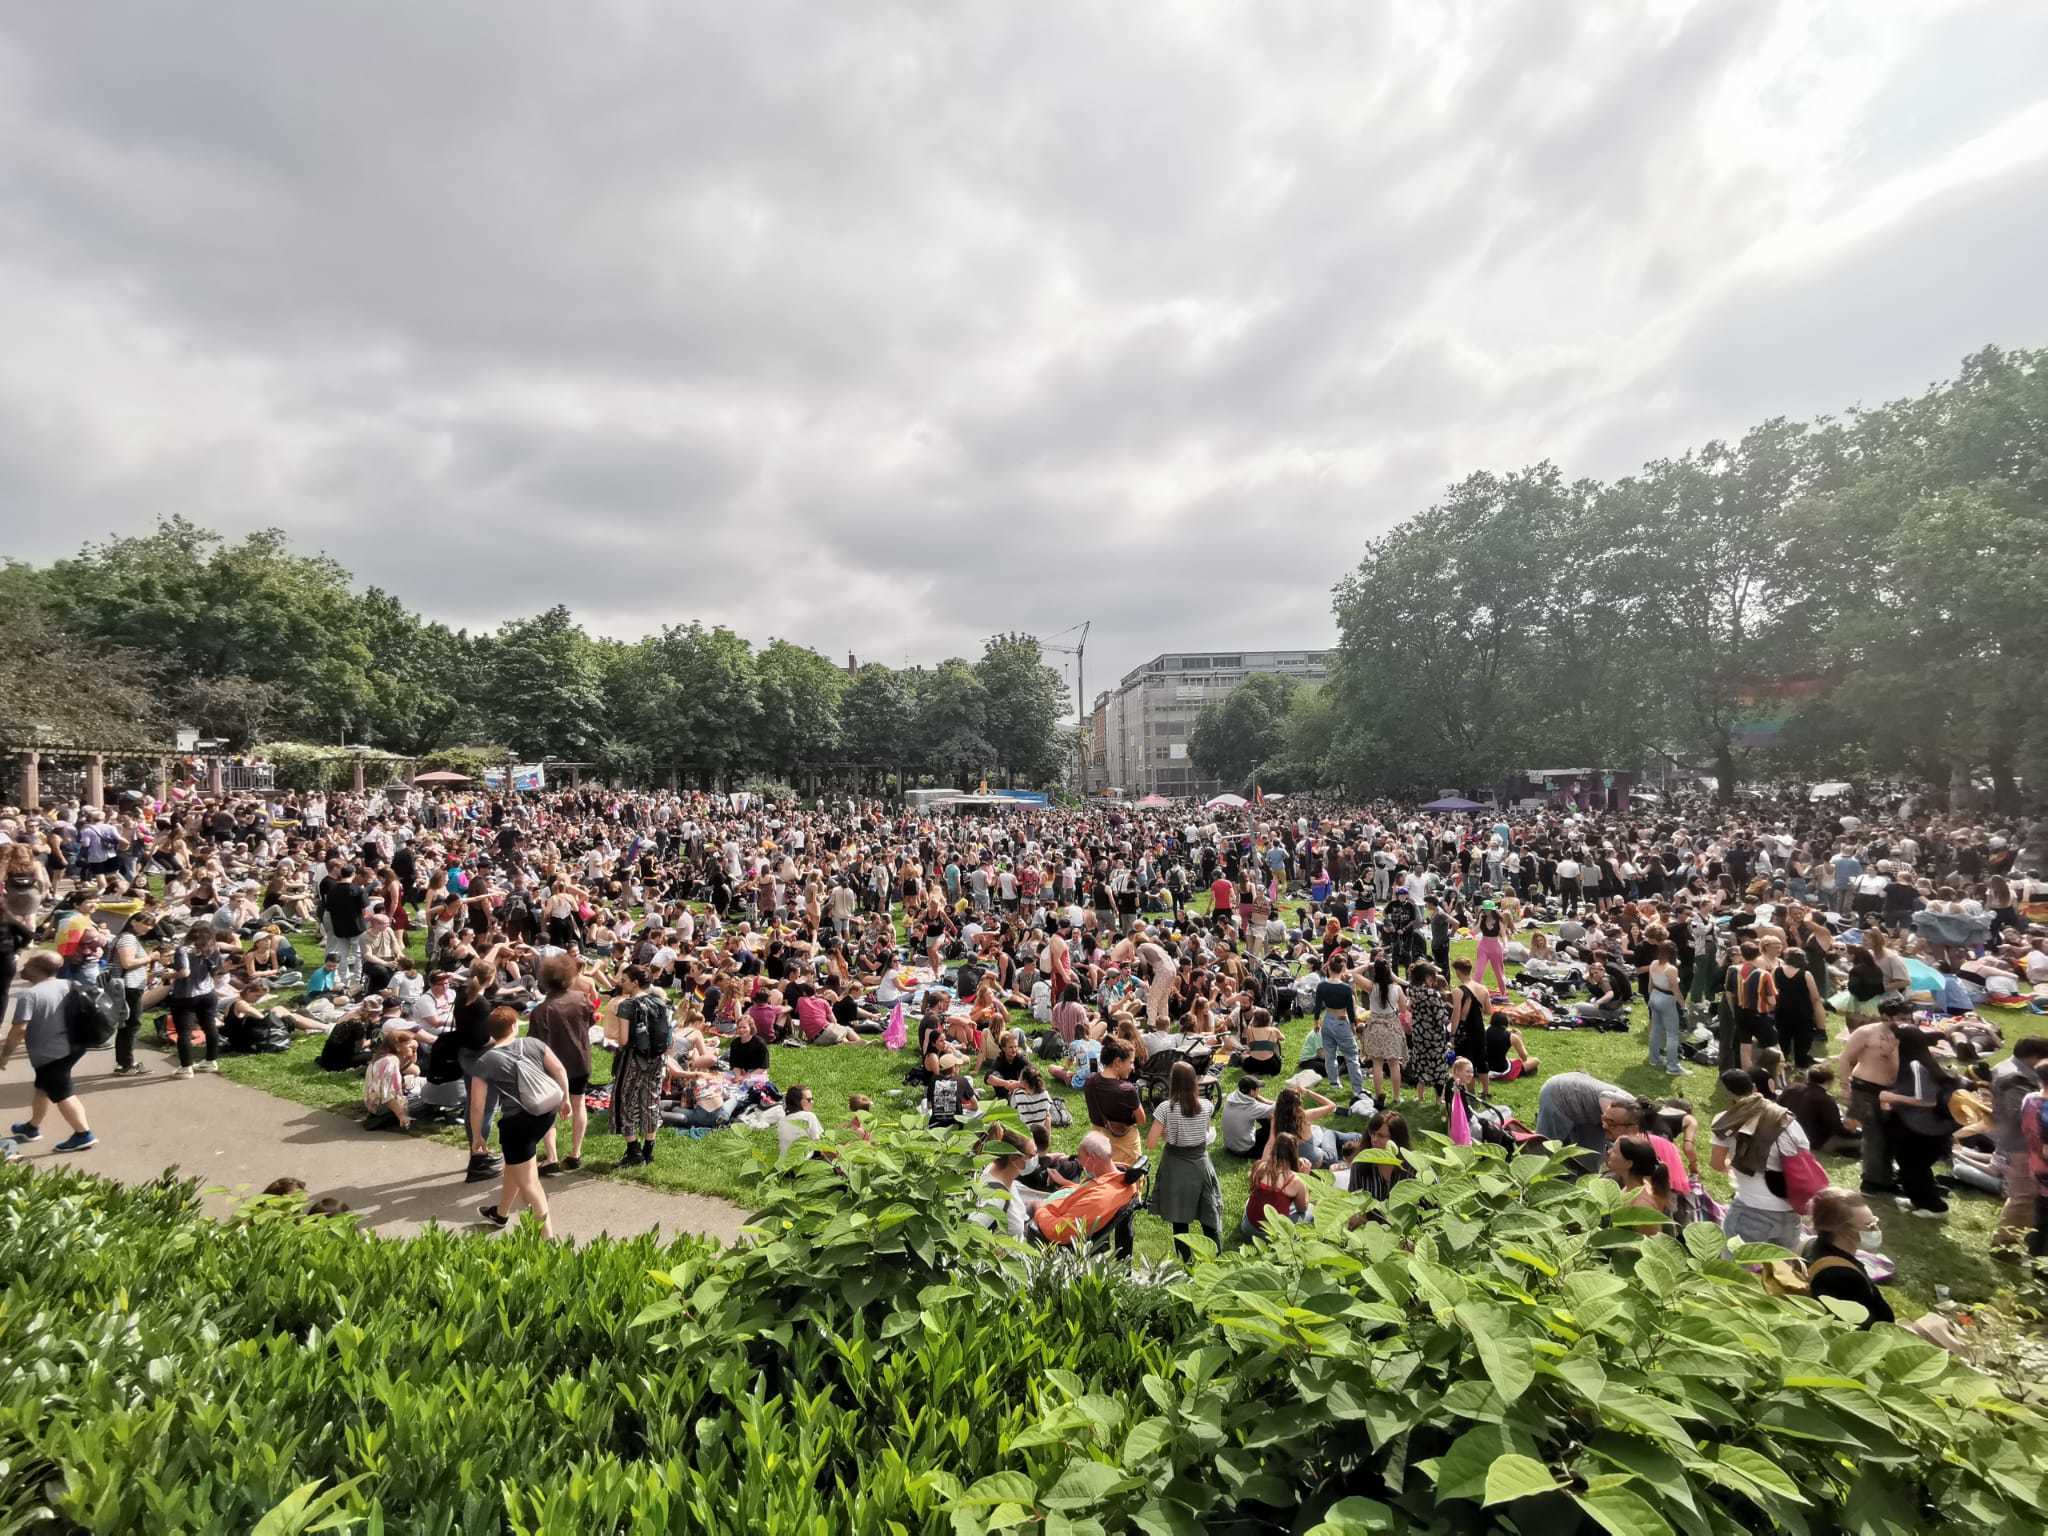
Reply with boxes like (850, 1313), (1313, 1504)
(0, 1048), (752, 1246)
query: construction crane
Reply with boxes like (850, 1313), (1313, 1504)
(1037, 620), (1090, 794)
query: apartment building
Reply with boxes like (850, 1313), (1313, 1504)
(1102, 649), (1332, 798)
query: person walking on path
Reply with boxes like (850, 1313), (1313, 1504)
(1, 951), (98, 1153)
(467, 1005), (571, 1237)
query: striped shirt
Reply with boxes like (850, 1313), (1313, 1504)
(1156, 1100), (1213, 1149)
(1010, 1089), (1054, 1129)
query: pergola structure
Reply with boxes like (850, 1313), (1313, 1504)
(4, 743), (415, 810)
(6, 742), (224, 811)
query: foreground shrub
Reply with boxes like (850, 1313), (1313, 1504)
(0, 1126), (2040, 1534)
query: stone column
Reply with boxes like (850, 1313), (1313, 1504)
(19, 750), (38, 810)
(352, 757), (366, 794)
(207, 757), (225, 797)
(155, 757), (171, 805)
(86, 753), (105, 810)
(569, 764), (582, 788)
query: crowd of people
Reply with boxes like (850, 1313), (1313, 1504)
(4, 775), (2047, 1309)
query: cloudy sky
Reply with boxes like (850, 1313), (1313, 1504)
(3, 3), (2045, 709)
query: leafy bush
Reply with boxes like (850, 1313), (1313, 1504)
(0, 1128), (2041, 1535)
(415, 743), (514, 781)
(256, 741), (405, 792)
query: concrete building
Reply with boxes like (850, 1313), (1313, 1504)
(1104, 649), (1332, 798)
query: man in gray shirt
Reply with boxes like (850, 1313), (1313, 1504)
(1221, 1074), (1275, 1156)
(1534, 1070), (1628, 1153)
(1991, 1038), (2048, 1260)
(1, 951), (99, 1152)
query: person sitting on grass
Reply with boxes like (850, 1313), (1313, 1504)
(984, 1029), (1032, 1100)
(1030, 1130), (1142, 1258)
(1480, 1012), (1541, 1084)
(363, 1033), (425, 1131)
(1242, 1130), (1312, 1235)
(1608, 1134), (1676, 1226)
(924, 1053), (979, 1128)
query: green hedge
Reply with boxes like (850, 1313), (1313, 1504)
(0, 1127), (2041, 1534)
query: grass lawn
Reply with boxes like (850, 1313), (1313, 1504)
(184, 910), (2038, 1314)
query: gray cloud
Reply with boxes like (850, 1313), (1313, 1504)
(0, 1), (2042, 701)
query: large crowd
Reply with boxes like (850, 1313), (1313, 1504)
(4, 778), (2048, 1314)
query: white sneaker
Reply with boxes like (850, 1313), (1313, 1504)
(172, 1066), (194, 1079)
(197, 1061), (220, 1074)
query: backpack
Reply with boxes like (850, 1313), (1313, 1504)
(64, 981), (123, 1050)
(424, 1029), (465, 1085)
(623, 992), (674, 1058)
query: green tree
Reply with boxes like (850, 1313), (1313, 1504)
(912, 659), (995, 787)
(1189, 671), (1300, 790)
(752, 639), (846, 783)
(477, 606), (606, 760)
(976, 633), (1067, 787)
(840, 662), (910, 792)
(46, 518), (379, 743)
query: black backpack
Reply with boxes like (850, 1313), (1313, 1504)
(64, 981), (123, 1050)
(623, 992), (674, 1057)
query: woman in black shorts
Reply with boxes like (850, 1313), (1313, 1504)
(466, 1006), (571, 1237)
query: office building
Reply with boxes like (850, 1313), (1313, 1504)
(1103, 649), (1332, 798)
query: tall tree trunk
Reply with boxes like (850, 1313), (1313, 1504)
(1950, 760), (1978, 814)
(1714, 740), (1737, 806)
(1989, 746), (2020, 815)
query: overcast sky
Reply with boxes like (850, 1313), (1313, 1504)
(2, 3), (2045, 710)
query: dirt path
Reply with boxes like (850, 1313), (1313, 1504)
(0, 1047), (752, 1245)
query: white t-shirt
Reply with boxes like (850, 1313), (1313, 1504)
(1713, 1116), (1810, 1213)
(1556, 859), (1581, 881)
(777, 1110), (824, 1158)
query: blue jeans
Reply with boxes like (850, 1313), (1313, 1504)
(1321, 1014), (1364, 1100)
(1646, 990), (1684, 1072)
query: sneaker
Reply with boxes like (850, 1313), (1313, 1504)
(112, 1062), (149, 1076)
(561, 1156), (581, 1172)
(8, 1122), (40, 1142)
(196, 1061), (220, 1074)
(1859, 1181), (1900, 1197)
(172, 1066), (194, 1080)
(1910, 1206), (1948, 1219)
(464, 1156), (501, 1183)
(478, 1205), (508, 1227)
(54, 1132), (98, 1153)
(538, 1161), (564, 1179)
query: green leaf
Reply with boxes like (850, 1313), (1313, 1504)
(1122, 1417), (1172, 1465)
(1682, 1221), (1726, 1260)
(251, 1477), (366, 1536)
(987, 1503), (1031, 1530)
(1498, 1244), (1558, 1277)
(1305, 1495), (1398, 1534)
(1042, 1459), (1125, 1510)
(1429, 1424), (1512, 1500)
(1729, 1242), (1797, 1264)
(1483, 1453), (1558, 1505)
(957, 1471), (1038, 1508)
(1573, 1485), (1676, 1536)
(1708, 1445), (1809, 1505)
(1456, 1305), (1535, 1404)
(1131, 1497), (1203, 1536)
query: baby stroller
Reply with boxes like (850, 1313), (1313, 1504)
(1259, 959), (1300, 1019)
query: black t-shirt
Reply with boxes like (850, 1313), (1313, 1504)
(1806, 1242), (1893, 1326)
(325, 882), (368, 940)
(454, 994), (495, 1055)
(728, 1034), (769, 1073)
